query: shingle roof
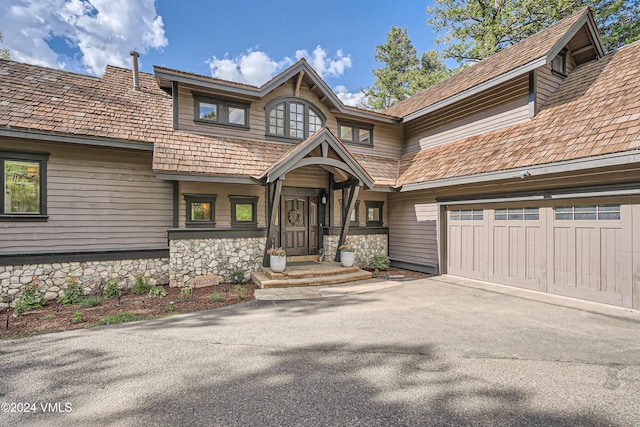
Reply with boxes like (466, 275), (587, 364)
(397, 40), (640, 187)
(0, 59), (399, 185)
(385, 7), (592, 118)
(0, 60), (172, 143)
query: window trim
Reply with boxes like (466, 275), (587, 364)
(193, 93), (250, 129)
(184, 194), (217, 228)
(337, 120), (374, 146)
(365, 200), (384, 227)
(229, 195), (259, 228)
(265, 97), (326, 143)
(1, 150), (49, 222)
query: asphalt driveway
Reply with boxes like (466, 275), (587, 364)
(1, 276), (639, 426)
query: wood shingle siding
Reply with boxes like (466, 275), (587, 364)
(0, 140), (173, 253)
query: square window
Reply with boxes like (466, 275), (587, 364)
(340, 125), (354, 141)
(365, 201), (383, 226)
(230, 196), (258, 228)
(1, 151), (49, 221)
(199, 102), (218, 121)
(228, 106), (246, 125)
(185, 194), (216, 228)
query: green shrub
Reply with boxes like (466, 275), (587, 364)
(148, 286), (167, 297)
(14, 280), (46, 316)
(81, 296), (103, 308)
(58, 276), (84, 306)
(72, 311), (84, 324)
(178, 287), (191, 301)
(230, 269), (245, 284)
(369, 253), (390, 273)
(165, 302), (175, 313)
(234, 284), (244, 300)
(131, 274), (151, 295)
(210, 291), (223, 303)
(103, 278), (122, 299)
(92, 313), (139, 326)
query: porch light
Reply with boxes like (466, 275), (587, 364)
(321, 193), (327, 204)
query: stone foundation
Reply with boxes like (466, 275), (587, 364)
(323, 233), (388, 267)
(169, 237), (266, 287)
(0, 258), (169, 309)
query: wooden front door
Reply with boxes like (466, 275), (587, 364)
(282, 195), (319, 256)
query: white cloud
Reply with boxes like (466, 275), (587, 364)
(1, 0), (167, 75)
(334, 85), (366, 107)
(206, 50), (293, 86)
(206, 46), (361, 105)
(295, 46), (352, 79)
(207, 45), (353, 85)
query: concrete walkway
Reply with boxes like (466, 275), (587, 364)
(254, 276), (407, 300)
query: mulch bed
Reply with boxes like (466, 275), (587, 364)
(2, 283), (256, 339)
(2, 267), (431, 339)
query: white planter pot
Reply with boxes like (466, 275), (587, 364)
(270, 255), (286, 273)
(340, 251), (355, 267)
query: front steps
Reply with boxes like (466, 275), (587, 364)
(251, 261), (372, 289)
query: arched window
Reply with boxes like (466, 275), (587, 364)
(266, 98), (325, 141)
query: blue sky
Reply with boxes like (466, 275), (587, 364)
(1, 0), (438, 105)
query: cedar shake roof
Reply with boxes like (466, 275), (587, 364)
(0, 60), (171, 143)
(0, 59), (398, 185)
(385, 8), (595, 118)
(397, 40), (640, 187)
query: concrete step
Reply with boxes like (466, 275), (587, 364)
(259, 261), (360, 280)
(251, 268), (372, 289)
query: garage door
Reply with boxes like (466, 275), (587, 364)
(446, 198), (635, 308)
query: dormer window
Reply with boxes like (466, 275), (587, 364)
(338, 121), (374, 146)
(552, 49), (568, 76)
(194, 94), (249, 128)
(266, 97), (325, 142)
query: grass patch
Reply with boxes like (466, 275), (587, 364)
(86, 312), (140, 328)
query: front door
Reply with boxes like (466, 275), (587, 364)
(282, 195), (319, 256)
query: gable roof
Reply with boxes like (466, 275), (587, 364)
(397, 40), (640, 190)
(154, 59), (399, 123)
(259, 127), (375, 189)
(385, 7), (603, 121)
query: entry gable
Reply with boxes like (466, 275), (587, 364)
(259, 127), (375, 189)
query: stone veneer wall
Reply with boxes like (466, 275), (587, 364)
(323, 233), (388, 267)
(0, 258), (169, 310)
(170, 237), (266, 287)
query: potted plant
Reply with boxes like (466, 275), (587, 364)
(338, 244), (356, 267)
(267, 247), (287, 272)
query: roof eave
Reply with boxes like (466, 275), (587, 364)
(400, 150), (640, 192)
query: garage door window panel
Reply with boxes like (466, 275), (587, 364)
(451, 209), (483, 220)
(555, 204), (620, 221)
(494, 207), (539, 221)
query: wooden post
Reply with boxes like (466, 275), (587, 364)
(335, 183), (359, 262)
(264, 179), (283, 266)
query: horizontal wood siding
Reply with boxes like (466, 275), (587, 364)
(0, 139), (172, 253)
(536, 64), (564, 112)
(404, 74), (529, 154)
(178, 182), (265, 228)
(285, 165), (327, 189)
(177, 81), (403, 157)
(387, 191), (439, 265)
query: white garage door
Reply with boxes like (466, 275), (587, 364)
(446, 198), (635, 308)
